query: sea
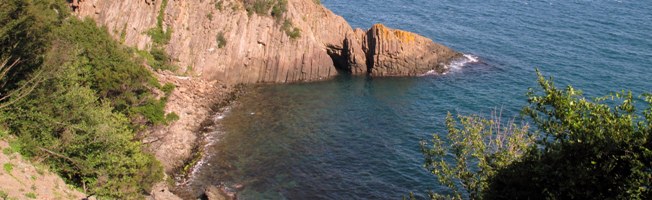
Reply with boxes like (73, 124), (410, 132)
(182, 0), (652, 199)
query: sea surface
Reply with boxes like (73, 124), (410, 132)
(184, 0), (652, 199)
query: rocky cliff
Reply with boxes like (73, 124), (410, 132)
(71, 0), (460, 85)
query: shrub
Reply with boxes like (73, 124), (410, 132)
(416, 70), (652, 199)
(3, 163), (13, 174)
(206, 12), (213, 20)
(0, 2), (165, 198)
(214, 0), (224, 11)
(282, 20), (301, 39)
(24, 192), (36, 199)
(484, 71), (652, 199)
(216, 31), (227, 48)
(148, 0), (172, 45)
(419, 113), (533, 199)
(166, 112), (180, 123)
(161, 83), (175, 96)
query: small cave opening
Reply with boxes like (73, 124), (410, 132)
(326, 41), (352, 74)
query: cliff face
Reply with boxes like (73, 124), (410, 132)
(72, 0), (460, 85)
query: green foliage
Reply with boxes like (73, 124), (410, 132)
(166, 112), (180, 123)
(206, 12), (213, 20)
(214, 0), (224, 11)
(6, 60), (163, 198)
(23, 192), (35, 199)
(148, 48), (177, 72)
(244, 0), (287, 20)
(2, 147), (12, 156)
(0, 128), (7, 139)
(0, 190), (7, 199)
(131, 99), (168, 125)
(120, 23), (128, 43)
(282, 20), (301, 39)
(161, 83), (175, 95)
(420, 113), (533, 199)
(313, 0), (321, 4)
(147, 0), (172, 45)
(484, 71), (652, 199)
(0, 2), (165, 198)
(0, 0), (66, 92)
(216, 31), (227, 48)
(419, 70), (652, 199)
(271, 0), (288, 21)
(3, 163), (13, 174)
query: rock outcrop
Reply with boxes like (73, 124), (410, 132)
(71, 0), (460, 85)
(330, 24), (461, 76)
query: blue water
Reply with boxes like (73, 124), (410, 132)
(186, 1), (652, 199)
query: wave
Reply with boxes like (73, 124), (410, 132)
(421, 54), (480, 76)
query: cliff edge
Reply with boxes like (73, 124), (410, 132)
(71, 0), (460, 85)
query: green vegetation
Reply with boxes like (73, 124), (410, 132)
(216, 31), (227, 48)
(147, 0), (171, 45)
(214, 0), (224, 11)
(2, 148), (12, 156)
(242, 0), (300, 38)
(206, 12), (213, 20)
(244, 0), (287, 20)
(313, 0), (321, 4)
(0, 190), (7, 199)
(419, 113), (533, 199)
(3, 163), (13, 174)
(282, 20), (301, 40)
(417, 70), (652, 199)
(23, 192), (35, 199)
(120, 23), (128, 43)
(0, 0), (164, 199)
(144, 0), (178, 73)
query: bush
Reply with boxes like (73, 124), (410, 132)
(216, 31), (227, 48)
(0, 2), (165, 198)
(3, 163), (13, 174)
(282, 20), (301, 39)
(148, 0), (171, 45)
(206, 12), (213, 20)
(214, 0), (224, 11)
(484, 71), (652, 199)
(417, 70), (652, 199)
(419, 113), (533, 199)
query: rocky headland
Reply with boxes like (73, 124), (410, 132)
(69, 0), (460, 198)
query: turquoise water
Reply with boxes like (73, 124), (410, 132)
(186, 1), (652, 199)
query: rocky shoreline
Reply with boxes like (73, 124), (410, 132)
(68, 0), (464, 199)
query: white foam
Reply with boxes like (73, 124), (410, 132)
(448, 54), (479, 70)
(420, 54), (480, 76)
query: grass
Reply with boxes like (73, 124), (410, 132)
(148, 0), (172, 45)
(24, 192), (36, 199)
(3, 163), (13, 174)
(2, 148), (13, 156)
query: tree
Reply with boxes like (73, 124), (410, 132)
(419, 112), (533, 199)
(418, 70), (652, 199)
(485, 71), (652, 199)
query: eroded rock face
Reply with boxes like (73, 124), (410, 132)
(72, 0), (459, 85)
